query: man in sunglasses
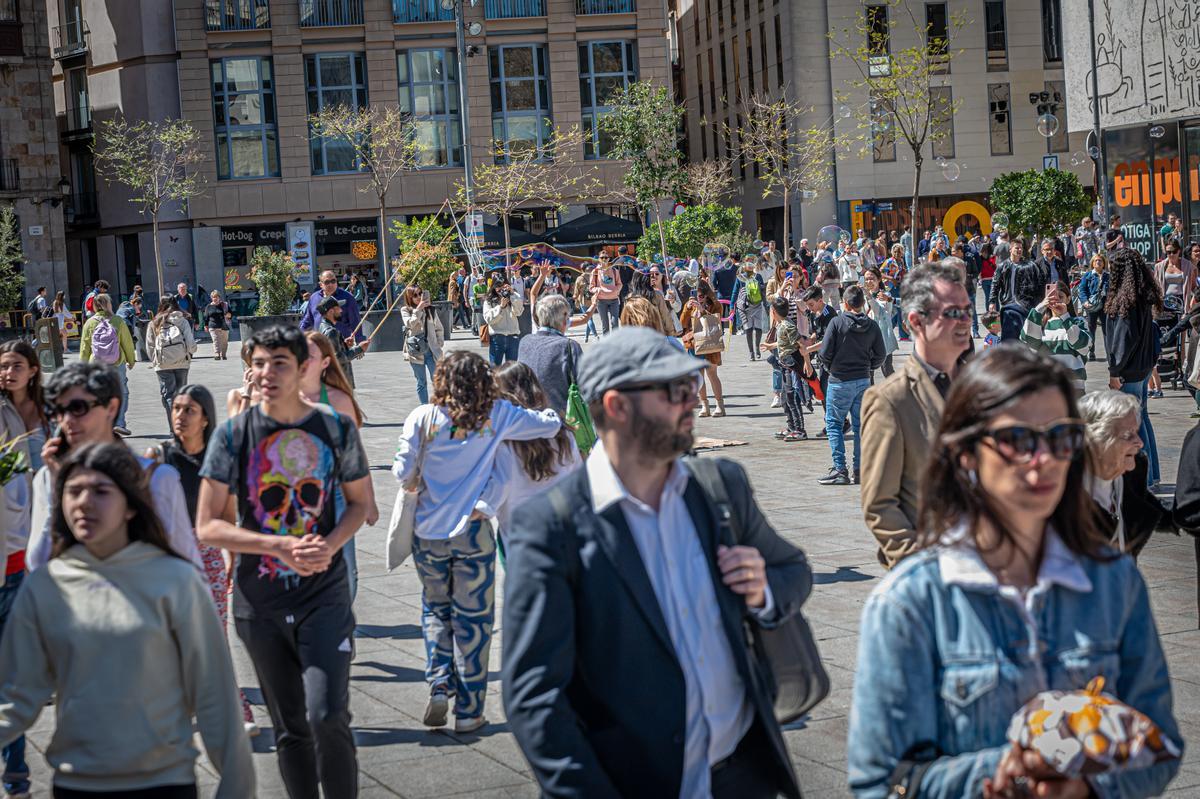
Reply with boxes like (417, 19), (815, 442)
(299, 270), (364, 346)
(24, 362), (199, 572)
(503, 326), (809, 799)
(860, 263), (971, 568)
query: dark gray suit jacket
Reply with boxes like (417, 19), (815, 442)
(501, 456), (809, 798)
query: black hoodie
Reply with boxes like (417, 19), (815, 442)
(818, 311), (886, 381)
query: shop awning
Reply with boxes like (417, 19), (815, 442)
(481, 223), (539, 250)
(541, 211), (645, 247)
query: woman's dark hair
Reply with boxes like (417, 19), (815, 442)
(863, 266), (884, 285)
(0, 340), (46, 428)
(486, 274), (510, 302)
(495, 362), (574, 482)
(173, 384), (216, 447)
(1051, 279), (1079, 317)
(980, 242), (993, 259)
(246, 324), (309, 365)
(51, 443), (178, 560)
(917, 345), (1107, 559)
(628, 271), (657, 304)
(1105, 248), (1163, 318)
(431, 350), (496, 432)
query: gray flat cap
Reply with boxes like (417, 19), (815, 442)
(577, 326), (708, 403)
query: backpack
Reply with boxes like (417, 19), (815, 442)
(90, 317), (121, 364)
(744, 277), (762, 305)
(155, 318), (188, 365)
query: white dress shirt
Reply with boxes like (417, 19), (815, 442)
(586, 441), (758, 798)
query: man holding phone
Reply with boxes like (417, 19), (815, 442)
(316, 295), (368, 387)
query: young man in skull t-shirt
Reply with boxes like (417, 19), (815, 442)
(198, 324), (371, 799)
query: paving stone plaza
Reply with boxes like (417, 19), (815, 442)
(12, 329), (1200, 798)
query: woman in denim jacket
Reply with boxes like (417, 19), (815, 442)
(848, 346), (1181, 799)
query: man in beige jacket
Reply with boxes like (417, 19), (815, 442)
(860, 263), (971, 567)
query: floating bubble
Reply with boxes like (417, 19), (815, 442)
(1036, 113), (1060, 138)
(941, 162), (961, 181)
(840, 230), (852, 243)
(753, 239), (764, 249)
(837, 104), (853, 119)
(992, 212), (1010, 231)
(1088, 145), (1101, 159)
(1070, 151), (1087, 166)
(817, 224), (845, 245)
(1149, 125), (1167, 139)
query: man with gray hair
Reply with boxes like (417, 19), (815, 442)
(859, 263), (970, 567)
(516, 293), (588, 415)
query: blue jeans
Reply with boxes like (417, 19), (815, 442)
(1120, 379), (1161, 486)
(114, 363), (129, 428)
(824, 377), (870, 473)
(772, 367), (783, 393)
(409, 350), (438, 405)
(0, 570), (29, 796)
(488, 333), (520, 366)
(980, 279), (993, 311)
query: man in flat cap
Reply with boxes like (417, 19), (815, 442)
(316, 294), (368, 387)
(501, 326), (809, 799)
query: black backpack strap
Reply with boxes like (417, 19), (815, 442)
(686, 457), (740, 548)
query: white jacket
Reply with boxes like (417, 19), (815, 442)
(147, 311), (197, 371)
(483, 296), (524, 335)
(400, 304), (445, 363)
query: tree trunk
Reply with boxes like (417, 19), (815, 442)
(152, 212), (164, 299)
(378, 198), (391, 307)
(910, 153), (923, 267)
(782, 185), (790, 254)
(502, 215), (512, 271)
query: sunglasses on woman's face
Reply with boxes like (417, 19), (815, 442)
(980, 419), (1086, 463)
(46, 398), (104, 419)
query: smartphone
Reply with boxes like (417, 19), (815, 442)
(785, 271), (794, 279)
(421, 290), (431, 303)
(49, 423), (67, 457)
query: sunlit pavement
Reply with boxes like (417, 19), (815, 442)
(18, 328), (1200, 797)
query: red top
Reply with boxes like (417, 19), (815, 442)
(980, 256), (997, 280)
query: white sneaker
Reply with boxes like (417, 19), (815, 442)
(423, 689), (450, 727)
(454, 716), (488, 734)
(770, 394), (781, 408)
(244, 721), (260, 737)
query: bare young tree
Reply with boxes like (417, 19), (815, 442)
(683, 160), (735, 207)
(735, 93), (839, 251)
(461, 125), (597, 269)
(308, 104), (421, 303)
(92, 117), (206, 296)
(828, 0), (966, 264)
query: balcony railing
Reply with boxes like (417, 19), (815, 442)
(53, 17), (88, 58)
(394, 0), (454, 23)
(485, 0), (544, 18)
(576, 0), (634, 12)
(0, 160), (17, 192)
(67, 191), (98, 224)
(299, 0), (364, 26)
(206, 0), (270, 31)
(65, 104), (91, 132)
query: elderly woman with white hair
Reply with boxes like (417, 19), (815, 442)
(1079, 389), (1171, 556)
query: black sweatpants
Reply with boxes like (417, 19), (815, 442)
(782, 371), (807, 434)
(236, 603), (357, 799)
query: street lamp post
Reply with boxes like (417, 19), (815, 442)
(444, 0), (480, 204)
(1087, 0), (1108, 222)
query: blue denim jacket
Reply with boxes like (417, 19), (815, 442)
(848, 529), (1181, 798)
(1077, 271), (1109, 309)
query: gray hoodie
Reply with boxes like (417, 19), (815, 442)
(0, 541), (254, 796)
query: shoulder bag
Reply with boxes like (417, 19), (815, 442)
(563, 345), (597, 457)
(692, 309), (725, 355)
(385, 413), (433, 571)
(686, 458), (830, 723)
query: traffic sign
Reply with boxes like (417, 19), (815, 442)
(466, 212), (484, 242)
(876, 202), (894, 211)
(1043, 154), (1059, 171)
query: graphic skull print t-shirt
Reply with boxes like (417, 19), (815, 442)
(201, 404), (369, 619)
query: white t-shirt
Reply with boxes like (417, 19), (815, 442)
(493, 437), (582, 533)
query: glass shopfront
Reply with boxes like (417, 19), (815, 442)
(1105, 122), (1198, 261)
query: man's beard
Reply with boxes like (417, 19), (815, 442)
(629, 404), (693, 459)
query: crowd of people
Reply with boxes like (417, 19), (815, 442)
(0, 212), (1195, 799)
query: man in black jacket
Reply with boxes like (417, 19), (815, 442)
(988, 239), (1047, 341)
(817, 286), (885, 485)
(502, 326), (808, 799)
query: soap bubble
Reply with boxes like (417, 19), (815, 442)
(1070, 151), (1087, 166)
(1036, 113), (1060, 138)
(753, 239), (764, 250)
(837, 104), (853, 119)
(1088, 145), (1101, 159)
(817, 225), (845, 245)
(941, 162), (961, 181)
(1149, 125), (1167, 139)
(992, 212), (1010, 231)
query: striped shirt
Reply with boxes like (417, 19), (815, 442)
(1020, 305), (1091, 393)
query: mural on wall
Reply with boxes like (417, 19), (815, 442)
(1064, 0), (1200, 131)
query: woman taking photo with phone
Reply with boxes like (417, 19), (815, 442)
(680, 279), (726, 417)
(848, 346), (1180, 798)
(400, 284), (445, 404)
(0, 444), (254, 798)
(483, 273), (524, 366)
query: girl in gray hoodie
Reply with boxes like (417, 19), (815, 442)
(0, 444), (253, 798)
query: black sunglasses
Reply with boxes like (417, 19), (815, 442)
(979, 420), (1086, 463)
(616, 375), (701, 405)
(46, 398), (105, 418)
(920, 305), (972, 321)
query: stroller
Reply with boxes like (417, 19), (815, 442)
(1155, 294), (1185, 390)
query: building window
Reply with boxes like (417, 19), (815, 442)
(774, 15), (784, 89)
(1041, 0), (1062, 64)
(1045, 80), (1068, 153)
(926, 2), (948, 73)
(871, 94), (895, 162)
(305, 52), (369, 175)
(719, 42), (727, 100)
(747, 35), (755, 97)
(579, 41), (637, 159)
(708, 50), (717, 114)
(398, 49), (462, 168)
(988, 82), (1011, 156)
(984, 1), (1007, 70)
(931, 86), (954, 159)
(211, 57), (280, 180)
(489, 44), (552, 162)
(759, 21), (767, 75)
(867, 4), (890, 77)
(731, 35), (741, 103)
(587, 203), (640, 222)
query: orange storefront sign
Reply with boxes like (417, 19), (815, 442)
(1112, 157), (1200, 216)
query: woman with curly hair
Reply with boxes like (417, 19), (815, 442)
(391, 350), (561, 735)
(1104, 248), (1163, 486)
